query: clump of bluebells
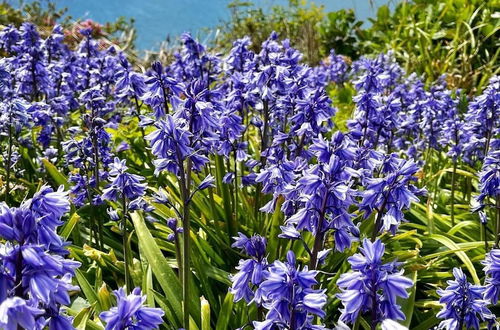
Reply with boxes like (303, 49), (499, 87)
(483, 249), (500, 305)
(462, 76), (499, 164)
(359, 155), (425, 237)
(436, 268), (496, 330)
(477, 149), (500, 206)
(336, 239), (413, 328)
(230, 233), (268, 303)
(475, 149), (500, 246)
(230, 234), (327, 329)
(279, 131), (359, 267)
(0, 186), (80, 329)
(255, 251), (326, 330)
(99, 287), (164, 330)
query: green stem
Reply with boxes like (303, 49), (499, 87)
(372, 196), (388, 241)
(91, 111), (104, 250)
(133, 95), (146, 139)
(174, 230), (183, 281)
(5, 122), (13, 203)
(122, 194), (132, 293)
(233, 151), (239, 229)
(182, 166), (192, 330)
(450, 160), (457, 226)
(482, 222), (488, 252)
(254, 99), (270, 221)
(309, 190), (328, 269)
(176, 144), (192, 329)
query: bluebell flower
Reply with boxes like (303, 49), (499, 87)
(197, 174), (216, 191)
(114, 55), (147, 100)
(100, 287), (164, 330)
(224, 36), (254, 74)
(436, 268), (496, 330)
(0, 297), (44, 330)
(483, 249), (500, 304)
(280, 132), (358, 266)
(314, 49), (349, 86)
(255, 251), (327, 329)
(462, 76), (499, 163)
(144, 61), (183, 118)
(170, 32), (222, 86)
(0, 189), (80, 329)
(147, 79), (219, 175)
(337, 239), (413, 326)
(359, 155), (425, 235)
(477, 150), (500, 205)
(0, 25), (21, 53)
(102, 157), (147, 205)
(230, 233), (269, 303)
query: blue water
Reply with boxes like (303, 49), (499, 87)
(9, 0), (390, 50)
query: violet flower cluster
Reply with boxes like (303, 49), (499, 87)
(230, 234), (327, 329)
(436, 268), (496, 330)
(336, 239), (413, 327)
(99, 287), (164, 330)
(102, 157), (149, 211)
(483, 249), (500, 305)
(0, 186), (80, 330)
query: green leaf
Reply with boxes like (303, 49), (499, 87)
(131, 211), (184, 327)
(268, 196), (284, 261)
(60, 212), (80, 240)
(74, 269), (102, 312)
(201, 297), (211, 330)
(216, 292), (234, 330)
(413, 315), (439, 330)
(41, 158), (69, 189)
(429, 234), (480, 284)
(401, 271), (417, 327)
(215, 155), (235, 240)
(73, 306), (92, 330)
(67, 307), (102, 330)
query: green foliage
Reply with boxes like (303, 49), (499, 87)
(361, 0), (500, 91)
(216, 0), (325, 63)
(318, 9), (363, 59)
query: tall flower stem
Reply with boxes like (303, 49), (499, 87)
(85, 188), (97, 247)
(15, 242), (24, 297)
(182, 173), (192, 330)
(122, 194), (132, 293)
(450, 159), (457, 226)
(233, 151), (239, 226)
(457, 297), (467, 330)
(5, 122), (13, 203)
(133, 95), (146, 139)
(372, 196), (388, 241)
(176, 146), (192, 330)
(370, 265), (378, 330)
(309, 190), (328, 269)
(260, 100), (270, 164)
(483, 222), (488, 251)
(289, 291), (297, 330)
(174, 228), (183, 282)
(91, 109), (104, 249)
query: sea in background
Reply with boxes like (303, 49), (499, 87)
(7, 0), (391, 50)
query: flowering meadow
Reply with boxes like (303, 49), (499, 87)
(0, 19), (499, 330)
